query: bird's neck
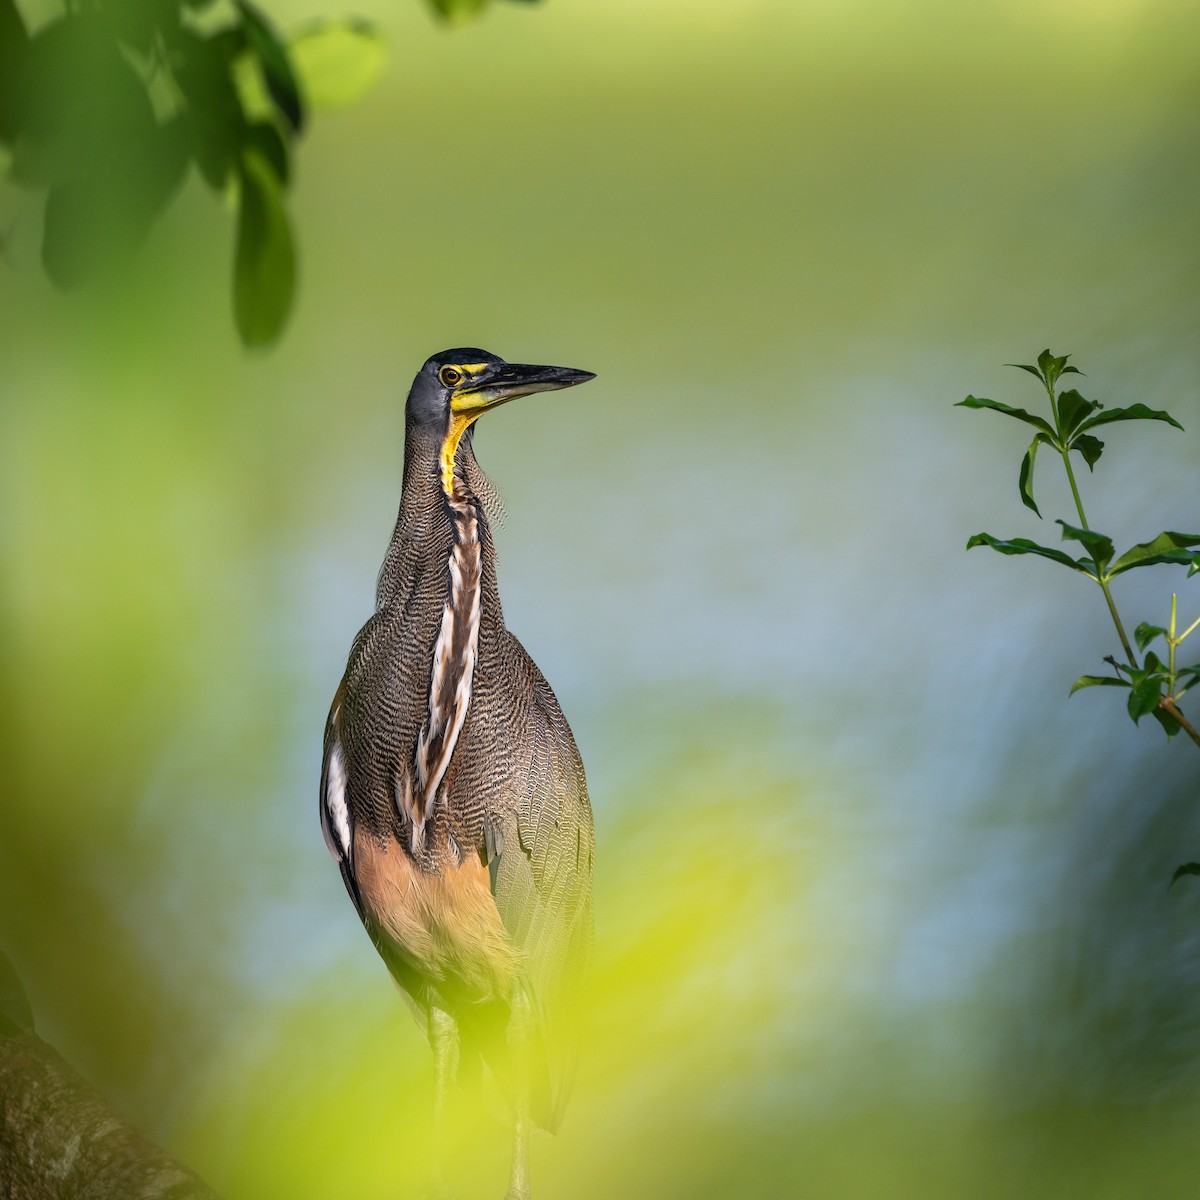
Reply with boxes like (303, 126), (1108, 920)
(376, 424), (496, 603)
(379, 421), (500, 843)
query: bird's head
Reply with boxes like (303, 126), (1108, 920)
(407, 348), (596, 494)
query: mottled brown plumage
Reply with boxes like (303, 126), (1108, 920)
(320, 350), (595, 1199)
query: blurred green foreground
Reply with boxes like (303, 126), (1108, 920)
(2, 1), (1199, 1196)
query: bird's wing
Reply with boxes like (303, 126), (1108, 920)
(483, 634), (595, 1130)
(319, 682), (364, 918)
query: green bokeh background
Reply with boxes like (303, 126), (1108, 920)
(2, 1), (1200, 1196)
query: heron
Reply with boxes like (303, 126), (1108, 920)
(320, 349), (596, 1198)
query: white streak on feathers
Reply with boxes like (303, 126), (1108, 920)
(324, 739), (352, 860)
(400, 472), (482, 843)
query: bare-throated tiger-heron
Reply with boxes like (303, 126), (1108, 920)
(320, 349), (597, 1199)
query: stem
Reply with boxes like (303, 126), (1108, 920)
(1168, 593), (1177, 696)
(1059, 436), (1089, 530)
(1098, 583), (1138, 666)
(1162, 595), (1200, 746)
(1047, 379), (1139, 667)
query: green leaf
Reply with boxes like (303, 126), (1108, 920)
(1074, 403), (1184, 436)
(108, 0), (179, 54)
(1143, 649), (1165, 676)
(965, 533), (1096, 577)
(1006, 362), (1044, 383)
(1070, 433), (1104, 470)
(1127, 674), (1163, 724)
(1135, 623), (1167, 653)
(20, 15), (185, 262)
(237, 0), (305, 133)
(1018, 433), (1049, 517)
(1177, 666), (1200, 698)
(0, 0), (28, 145)
(426, 0), (491, 19)
(290, 19), (386, 109)
(1069, 674), (1129, 695)
(1152, 706), (1181, 738)
(14, 17), (139, 183)
(1037, 349), (1072, 390)
(1056, 520), (1113, 572)
(955, 396), (1055, 438)
(1056, 388), (1098, 438)
(42, 117), (187, 288)
(1109, 532), (1200, 577)
(1169, 863), (1200, 889)
(244, 121), (289, 184)
(234, 148), (295, 348)
(175, 27), (247, 190)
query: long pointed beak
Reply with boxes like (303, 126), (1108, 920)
(450, 363), (596, 415)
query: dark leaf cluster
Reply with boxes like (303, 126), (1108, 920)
(426, 0), (540, 17)
(0, 0), (379, 347)
(957, 350), (1182, 519)
(1068, 649), (1193, 736)
(958, 350), (1196, 591)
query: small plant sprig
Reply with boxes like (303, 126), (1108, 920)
(957, 351), (1200, 880)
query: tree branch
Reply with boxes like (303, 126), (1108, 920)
(1160, 695), (1200, 750)
(0, 1028), (223, 1200)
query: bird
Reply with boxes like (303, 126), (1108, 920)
(320, 349), (597, 1199)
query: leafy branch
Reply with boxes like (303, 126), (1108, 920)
(958, 350), (1199, 883)
(0, 0), (535, 348)
(957, 350), (1200, 750)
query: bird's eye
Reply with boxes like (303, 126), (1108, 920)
(439, 366), (463, 388)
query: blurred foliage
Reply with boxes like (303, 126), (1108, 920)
(173, 743), (1200, 1200)
(427, 0), (539, 19)
(0, 0), (386, 346)
(0, 0), (547, 346)
(180, 757), (839, 1198)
